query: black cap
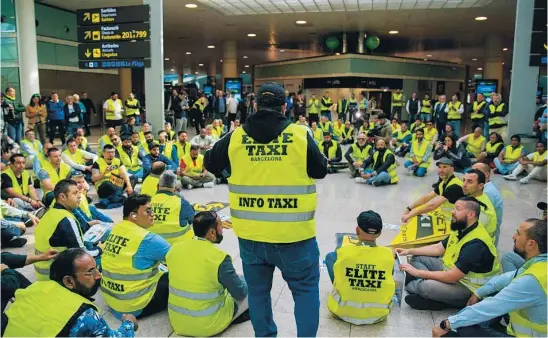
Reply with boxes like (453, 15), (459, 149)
(357, 211), (383, 235)
(323, 131), (331, 137)
(436, 158), (454, 167)
(537, 202), (547, 211)
(256, 82), (285, 107)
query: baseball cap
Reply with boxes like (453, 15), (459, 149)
(436, 158), (454, 167)
(256, 82), (285, 107)
(356, 211), (383, 235)
(537, 202), (547, 211)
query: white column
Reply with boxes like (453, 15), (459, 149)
(144, 0), (164, 133)
(15, 0), (40, 103)
(358, 32), (364, 54)
(342, 33), (347, 53)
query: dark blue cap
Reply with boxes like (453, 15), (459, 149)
(256, 82), (285, 107)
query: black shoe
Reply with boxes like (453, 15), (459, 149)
(404, 273), (416, 286)
(7, 236), (27, 248)
(404, 294), (452, 311)
(232, 309), (251, 324)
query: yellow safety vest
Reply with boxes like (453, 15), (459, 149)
(212, 126), (223, 139)
(149, 192), (193, 244)
(337, 100), (348, 114)
(117, 145), (141, 171)
(410, 122), (425, 133)
(351, 144), (371, 162)
(532, 151), (547, 162)
(40, 161), (71, 195)
(81, 136), (89, 150)
(34, 207), (84, 281)
(424, 128), (438, 142)
(438, 176), (463, 222)
(63, 148), (86, 165)
(125, 98), (140, 116)
(3, 167), (30, 196)
(21, 139), (41, 157)
(308, 99), (320, 114)
(488, 103), (507, 127)
(507, 261), (547, 337)
(166, 130), (176, 141)
(333, 123), (345, 139)
(322, 97), (333, 109)
(140, 175), (160, 197)
(320, 121), (332, 134)
(98, 135), (113, 156)
(193, 99), (205, 112)
(441, 224), (501, 293)
(4, 281), (98, 337)
(503, 145), (524, 162)
(328, 244), (394, 325)
(182, 154), (204, 176)
(411, 139), (431, 169)
(228, 124), (316, 243)
(161, 141), (174, 160)
(447, 101), (463, 120)
(105, 98), (122, 120)
(167, 238), (235, 336)
(342, 127), (354, 139)
(372, 150), (398, 184)
(471, 101), (487, 120)
(359, 99), (367, 110)
(476, 193), (497, 242)
(486, 142), (503, 155)
(100, 220), (164, 313)
(312, 128), (323, 143)
(466, 134), (486, 157)
(392, 93), (403, 106)
(138, 131), (152, 145)
(391, 123), (401, 133)
(395, 130), (411, 142)
(421, 99), (432, 113)
(80, 191), (92, 218)
(175, 142), (191, 160)
(320, 140), (339, 159)
(95, 157), (123, 189)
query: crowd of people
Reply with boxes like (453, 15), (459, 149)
(0, 82), (546, 337)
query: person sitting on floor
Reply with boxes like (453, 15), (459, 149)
(325, 210), (395, 325)
(458, 127), (486, 162)
(345, 133), (372, 178)
(180, 144), (215, 189)
(340, 121), (355, 145)
(91, 144), (133, 200)
(404, 128), (432, 177)
(97, 127), (115, 157)
(462, 169), (498, 244)
(140, 162), (165, 197)
(503, 141), (547, 184)
(71, 174), (113, 234)
(118, 135), (144, 180)
(1, 199), (40, 248)
(20, 129), (42, 169)
(432, 218), (546, 338)
(433, 134), (472, 173)
(410, 116), (425, 134)
(319, 115), (333, 135)
(61, 138), (97, 178)
(396, 197), (501, 311)
(142, 143), (177, 176)
(493, 134), (526, 175)
(477, 132), (504, 168)
(311, 121), (323, 144)
(158, 130), (179, 165)
(355, 138), (398, 187)
(332, 119), (345, 141)
(1, 154), (44, 211)
(37, 147), (72, 206)
(320, 132), (343, 174)
(390, 122), (412, 157)
(472, 162), (504, 247)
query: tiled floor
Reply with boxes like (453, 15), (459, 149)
(5, 127), (547, 337)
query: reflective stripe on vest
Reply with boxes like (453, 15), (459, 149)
(169, 285), (224, 300)
(101, 282), (157, 300)
(168, 300), (225, 317)
(158, 226), (192, 238)
(102, 268), (160, 281)
(471, 101), (487, 119)
(230, 209), (315, 222)
(330, 289), (390, 310)
(488, 103), (507, 127)
(228, 184), (316, 195)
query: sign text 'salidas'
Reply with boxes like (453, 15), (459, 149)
(346, 264), (386, 291)
(241, 132), (293, 162)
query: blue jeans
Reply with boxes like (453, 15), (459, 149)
(419, 113), (432, 122)
(6, 121), (22, 144)
(239, 237), (320, 337)
(447, 120), (461, 138)
(321, 111), (332, 121)
(325, 252), (337, 283)
(404, 160), (427, 177)
(493, 158), (519, 175)
(408, 113), (416, 124)
(68, 122), (81, 136)
(364, 169), (392, 185)
(128, 167), (144, 179)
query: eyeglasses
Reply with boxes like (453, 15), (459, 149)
(74, 267), (100, 277)
(143, 208), (154, 215)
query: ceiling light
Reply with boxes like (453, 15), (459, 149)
(502, 62), (505, 65)
(475, 16), (487, 21)
(207, 45), (215, 49)
(247, 33), (256, 37)
(296, 20), (307, 25)
(198, 63), (203, 66)
(243, 56), (248, 59)
(389, 30), (399, 34)
(427, 54), (432, 57)
(195, 72), (198, 74)
(185, 4), (197, 8)
(242, 71), (247, 74)
(220, 60), (223, 62)
(477, 67), (483, 70)
(502, 48), (508, 51)
(472, 58), (477, 61)
(164, 57), (169, 61)
(170, 68), (174, 71)
(245, 65), (249, 68)
(335, 53), (340, 55)
(186, 52), (191, 55)
(280, 49), (285, 52)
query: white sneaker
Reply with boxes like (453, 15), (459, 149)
(355, 177), (366, 184)
(503, 174), (517, 181)
(519, 177), (530, 184)
(203, 182), (215, 188)
(186, 184), (193, 190)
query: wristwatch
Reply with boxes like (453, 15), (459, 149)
(406, 206), (412, 212)
(439, 319), (449, 331)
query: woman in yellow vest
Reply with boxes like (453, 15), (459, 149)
(310, 121), (323, 144)
(477, 132), (504, 167)
(356, 139), (398, 186)
(458, 127), (486, 160)
(326, 211), (395, 325)
(493, 134), (525, 175)
(124, 92), (141, 125)
(503, 141), (547, 184)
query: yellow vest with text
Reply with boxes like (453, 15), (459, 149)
(392, 93), (403, 106)
(4, 281), (98, 337)
(447, 101), (463, 120)
(34, 207), (83, 281)
(228, 124), (316, 243)
(466, 134), (486, 157)
(3, 167), (30, 196)
(488, 103), (507, 127)
(40, 161), (71, 195)
(95, 157), (123, 189)
(167, 238), (234, 337)
(140, 175), (159, 197)
(63, 148), (86, 165)
(125, 98), (140, 116)
(351, 144), (371, 162)
(372, 150), (398, 184)
(442, 224), (501, 293)
(100, 220), (164, 313)
(333, 123), (345, 139)
(320, 140), (339, 159)
(532, 151), (547, 162)
(320, 121), (332, 134)
(328, 244), (395, 325)
(149, 192), (193, 244)
(486, 142), (503, 155)
(117, 145), (141, 171)
(182, 154), (204, 176)
(507, 261), (547, 337)
(105, 98), (122, 120)
(342, 127), (354, 139)
(312, 128), (323, 143)
(308, 99), (320, 114)
(476, 193), (497, 243)
(98, 135), (113, 156)
(411, 139), (431, 168)
(175, 142), (191, 160)
(421, 99), (432, 113)
(503, 145), (524, 162)
(471, 101), (487, 120)
(21, 139), (41, 157)
(438, 176), (463, 221)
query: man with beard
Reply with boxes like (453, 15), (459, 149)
(180, 144), (215, 189)
(3, 248), (138, 336)
(174, 130), (191, 160)
(404, 128), (431, 177)
(130, 131), (148, 157)
(396, 197), (500, 310)
(167, 211), (250, 336)
(1, 154), (44, 211)
(432, 218), (546, 337)
(97, 127), (115, 157)
(142, 143), (176, 176)
(117, 135), (144, 180)
(37, 147), (72, 206)
(355, 138), (398, 186)
(462, 169), (498, 244)
(91, 144), (133, 199)
(101, 194), (171, 320)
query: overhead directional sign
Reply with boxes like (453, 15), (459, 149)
(78, 41), (150, 59)
(78, 23), (150, 42)
(79, 59), (151, 69)
(77, 5), (150, 26)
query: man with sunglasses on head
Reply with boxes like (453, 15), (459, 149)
(101, 194), (171, 321)
(3, 248), (138, 337)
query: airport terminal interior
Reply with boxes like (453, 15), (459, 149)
(1, 0), (547, 337)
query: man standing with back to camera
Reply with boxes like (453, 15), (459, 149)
(205, 82), (328, 337)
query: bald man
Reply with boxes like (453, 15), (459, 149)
(472, 162), (503, 246)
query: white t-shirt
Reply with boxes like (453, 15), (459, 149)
(227, 97), (238, 115)
(103, 100), (123, 120)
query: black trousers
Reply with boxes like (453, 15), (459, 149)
(308, 114), (319, 126)
(137, 273), (169, 318)
(97, 182), (124, 199)
(48, 120), (66, 144)
(105, 119), (123, 129)
(83, 113), (91, 135)
(191, 108), (205, 135)
(436, 119), (447, 136)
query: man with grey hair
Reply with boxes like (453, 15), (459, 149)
(434, 95), (448, 135)
(148, 171), (195, 244)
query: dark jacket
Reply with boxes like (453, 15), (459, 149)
(361, 149), (395, 173)
(80, 98), (97, 115)
(120, 123), (135, 139)
(321, 140), (342, 162)
(434, 143), (471, 170)
(204, 109), (328, 179)
(1, 252), (31, 313)
(47, 100), (65, 121)
(63, 103), (82, 124)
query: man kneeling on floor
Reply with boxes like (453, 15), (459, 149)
(325, 211), (395, 325)
(396, 197), (500, 310)
(167, 211), (250, 337)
